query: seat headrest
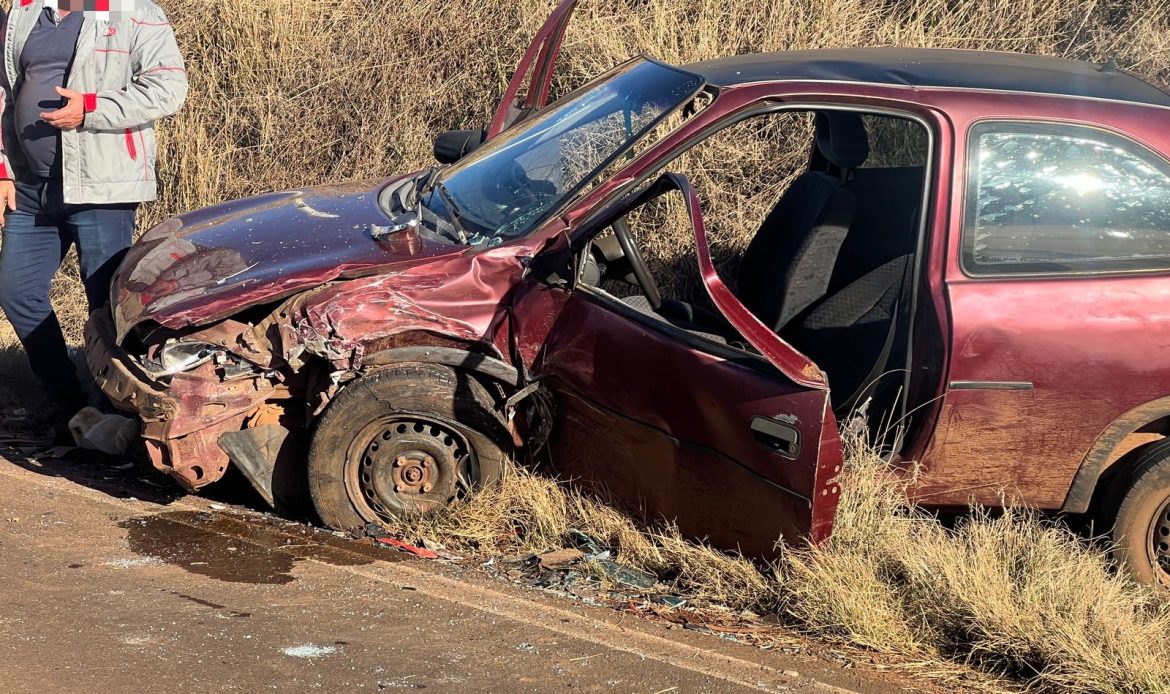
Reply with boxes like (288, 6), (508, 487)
(814, 112), (870, 171)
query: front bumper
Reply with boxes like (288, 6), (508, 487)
(85, 309), (282, 491)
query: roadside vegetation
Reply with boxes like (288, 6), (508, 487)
(390, 432), (1170, 694)
(0, 0), (1168, 690)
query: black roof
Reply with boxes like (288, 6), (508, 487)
(684, 47), (1170, 108)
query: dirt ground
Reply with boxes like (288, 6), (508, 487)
(0, 446), (957, 694)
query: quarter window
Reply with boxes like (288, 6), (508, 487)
(964, 122), (1170, 275)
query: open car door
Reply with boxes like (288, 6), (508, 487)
(510, 174), (843, 555)
(486, 0), (580, 138)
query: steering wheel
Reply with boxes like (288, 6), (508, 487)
(611, 216), (662, 311)
(490, 160), (556, 205)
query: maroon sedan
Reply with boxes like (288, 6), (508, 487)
(87, 0), (1170, 584)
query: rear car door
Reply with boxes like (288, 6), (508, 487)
(919, 120), (1170, 510)
(486, 0), (579, 138)
(511, 175), (843, 556)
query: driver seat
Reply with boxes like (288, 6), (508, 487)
(737, 112), (867, 333)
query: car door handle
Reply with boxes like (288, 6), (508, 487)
(751, 416), (802, 459)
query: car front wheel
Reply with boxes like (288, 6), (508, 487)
(307, 363), (509, 531)
(1112, 439), (1170, 587)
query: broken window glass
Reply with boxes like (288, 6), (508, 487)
(964, 122), (1170, 274)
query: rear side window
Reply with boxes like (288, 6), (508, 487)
(963, 121), (1170, 275)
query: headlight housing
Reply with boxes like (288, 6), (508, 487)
(143, 340), (220, 378)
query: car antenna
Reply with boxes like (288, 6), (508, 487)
(1098, 57), (1118, 73)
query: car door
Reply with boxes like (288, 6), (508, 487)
(510, 174), (843, 556)
(917, 120), (1170, 510)
(486, 0), (579, 139)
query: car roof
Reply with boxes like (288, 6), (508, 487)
(684, 47), (1170, 108)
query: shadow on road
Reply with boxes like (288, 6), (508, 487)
(0, 427), (272, 512)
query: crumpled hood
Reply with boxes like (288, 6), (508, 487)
(112, 177), (462, 341)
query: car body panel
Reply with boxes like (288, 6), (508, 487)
(510, 174), (841, 552)
(919, 275), (1170, 509)
(513, 285), (838, 554)
(110, 177), (471, 341)
(913, 90), (1170, 509)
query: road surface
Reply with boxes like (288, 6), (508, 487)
(0, 447), (938, 693)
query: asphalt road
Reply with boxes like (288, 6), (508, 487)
(0, 448), (934, 694)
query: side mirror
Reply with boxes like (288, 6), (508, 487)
(434, 128), (487, 164)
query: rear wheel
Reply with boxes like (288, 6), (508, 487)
(307, 363), (509, 531)
(1111, 440), (1170, 587)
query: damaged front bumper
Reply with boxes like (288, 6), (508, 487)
(85, 308), (287, 492)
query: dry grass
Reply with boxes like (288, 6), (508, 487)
(389, 434), (1170, 694)
(389, 462), (776, 610)
(785, 432), (1170, 693)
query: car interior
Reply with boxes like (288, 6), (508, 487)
(576, 108), (931, 440)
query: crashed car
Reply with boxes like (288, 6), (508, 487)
(88, 0), (1170, 584)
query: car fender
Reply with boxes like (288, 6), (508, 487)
(1063, 395), (1170, 513)
(363, 346), (520, 388)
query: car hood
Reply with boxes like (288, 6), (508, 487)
(112, 177), (463, 341)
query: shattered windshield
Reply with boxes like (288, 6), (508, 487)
(424, 58), (703, 245)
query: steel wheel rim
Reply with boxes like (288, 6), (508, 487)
(344, 414), (478, 524)
(1148, 495), (1170, 585)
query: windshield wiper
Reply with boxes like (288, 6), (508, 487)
(435, 182), (470, 245)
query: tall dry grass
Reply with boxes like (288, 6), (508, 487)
(393, 464), (776, 609)
(785, 432), (1170, 693)
(391, 432), (1170, 694)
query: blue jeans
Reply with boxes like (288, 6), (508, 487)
(0, 178), (137, 411)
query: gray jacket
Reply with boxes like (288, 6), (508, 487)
(0, 0), (187, 204)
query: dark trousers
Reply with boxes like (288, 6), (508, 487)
(0, 178), (137, 412)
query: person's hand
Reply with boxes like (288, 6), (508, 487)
(40, 87), (86, 130)
(0, 179), (17, 228)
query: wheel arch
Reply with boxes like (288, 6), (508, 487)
(363, 345), (520, 389)
(1062, 396), (1170, 514)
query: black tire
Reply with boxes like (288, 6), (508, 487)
(1111, 439), (1170, 587)
(307, 363), (509, 532)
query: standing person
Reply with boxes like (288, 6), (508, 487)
(0, 0), (187, 433)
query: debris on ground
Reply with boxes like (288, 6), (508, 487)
(68, 407), (140, 456)
(567, 528), (606, 556)
(591, 558), (657, 590)
(537, 548), (584, 569)
(375, 537), (440, 559)
(652, 595), (687, 609)
(281, 644), (340, 659)
(470, 527), (696, 619)
(359, 523), (441, 559)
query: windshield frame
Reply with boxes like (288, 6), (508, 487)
(434, 55), (706, 245)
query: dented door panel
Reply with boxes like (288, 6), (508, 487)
(528, 289), (838, 551)
(511, 174), (842, 549)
